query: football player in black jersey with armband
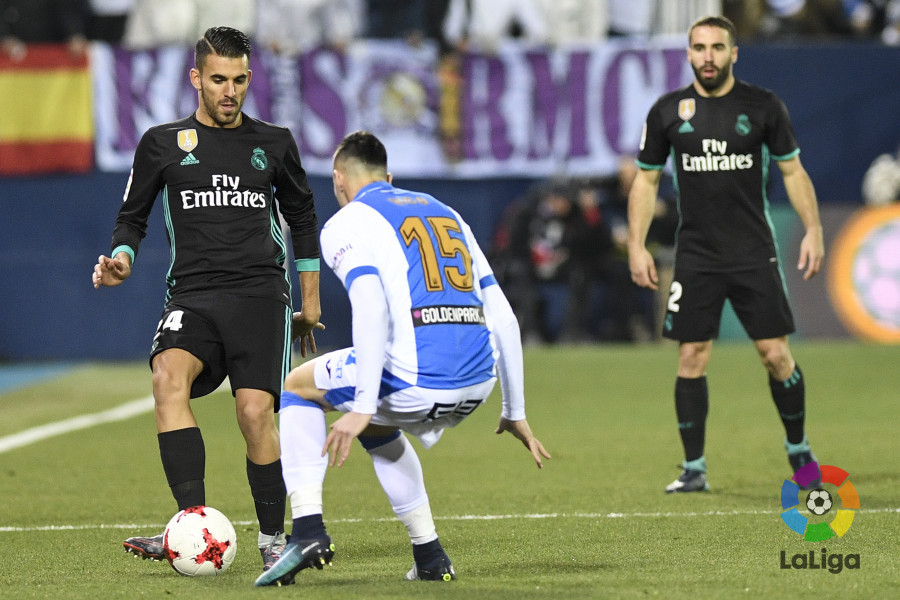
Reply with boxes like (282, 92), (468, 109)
(627, 16), (825, 494)
(92, 26), (324, 576)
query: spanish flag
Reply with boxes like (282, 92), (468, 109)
(0, 44), (93, 176)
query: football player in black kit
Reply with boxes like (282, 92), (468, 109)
(627, 16), (825, 494)
(92, 26), (323, 575)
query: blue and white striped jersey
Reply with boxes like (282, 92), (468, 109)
(320, 181), (498, 390)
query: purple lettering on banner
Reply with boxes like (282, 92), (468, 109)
(249, 52), (273, 123)
(663, 48), (685, 92)
(461, 53), (512, 161)
(110, 46), (195, 157)
(525, 50), (589, 160)
(297, 49), (347, 158)
(602, 49), (650, 155)
(113, 45), (142, 153)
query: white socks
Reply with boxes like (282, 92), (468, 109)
(279, 405), (328, 518)
(366, 433), (437, 545)
(281, 406), (438, 546)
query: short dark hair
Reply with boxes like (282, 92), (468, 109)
(689, 15), (737, 46)
(195, 26), (252, 70)
(333, 130), (388, 171)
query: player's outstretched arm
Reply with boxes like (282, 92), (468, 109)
(92, 253), (132, 289)
(496, 417), (551, 469)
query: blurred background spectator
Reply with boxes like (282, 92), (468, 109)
(844, 0), (900, 43)
(10, 0), (893, 53)
(490, 160), (678, 345)
(491, 181), (594, 344)
(366, 0), (427, 45)
(121, 0), (256, 49)
(539, 0), (610, 45)
(862, 145), (900, 205)
(256, 0), (362, 56)
(86, 0), (134, 43)
(609, 0), (724, 37)
(592, 157), (678, 342)
(443, 0), (548, 52)
(1, 0), (89, 59)
(608, 0), (656, 37)
(655, 0), (725, 35)
(755, 0), (852, 38)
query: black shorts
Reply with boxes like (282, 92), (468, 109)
(149, 294), (292, 402)
(662, 263), (795, 342)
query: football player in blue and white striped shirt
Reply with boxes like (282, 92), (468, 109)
(255, 131), (550, 587)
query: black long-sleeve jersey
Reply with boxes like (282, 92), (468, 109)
(110, 113), (319, 305)
(636, 80), (800, 272)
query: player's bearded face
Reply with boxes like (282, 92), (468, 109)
(195, 54), (251, 128)
(688, 25), (735, 94)
(691, 59), (731, 92)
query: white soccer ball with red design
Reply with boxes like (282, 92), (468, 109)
(163, 506), (237, 576)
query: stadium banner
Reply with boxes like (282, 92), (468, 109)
(92, 37), (691, 177)
(0, 44), (93, 176)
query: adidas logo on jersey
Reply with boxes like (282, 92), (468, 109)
(180, 153), (199, 166)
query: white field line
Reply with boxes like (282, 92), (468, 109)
(0, 379), (233, 455)
(0, 396), (155, 454)
(1, 508), (897, 533)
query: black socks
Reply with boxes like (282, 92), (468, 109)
(247, 457), (288, 536)
(158, 427), (205, 510)
(675, 376), (709, 463)
(770, 365), (806, 445)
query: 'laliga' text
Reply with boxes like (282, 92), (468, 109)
(779, 548), (860, 574)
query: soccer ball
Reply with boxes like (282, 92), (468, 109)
(163, 506), (237, 576)
(806, 489), (833, 516)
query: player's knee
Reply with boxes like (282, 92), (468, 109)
(678, 342), (711, 376)
(151, 366), (190, 400)
(756, 342), (792, 378)
(284, 362), (316, 396)
(236, 398), (275, 432)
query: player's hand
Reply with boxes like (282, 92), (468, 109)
(92, 254), (131, 289)
(292, 311), (325, 357)
(323, 411), (372, 468)
(628, 246), (659, 290)
(496, 417), (551, 469)
(798, 226), (825, 280)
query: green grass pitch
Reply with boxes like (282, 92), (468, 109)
(0, 341), (897, 599)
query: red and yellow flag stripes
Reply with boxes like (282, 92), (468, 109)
(0, 44), (93, 176)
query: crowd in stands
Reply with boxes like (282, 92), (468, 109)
(2, 0), (896, 345)
(2, 0), (898, 59)
(489, 159), (678, 345)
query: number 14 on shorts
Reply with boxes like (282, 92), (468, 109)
(152, 309), (185, 350)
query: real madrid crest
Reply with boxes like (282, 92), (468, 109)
(177, 129), (198, 152)
(251, 147), (268, 171)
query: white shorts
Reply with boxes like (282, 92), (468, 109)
(313, 348), (496, 448)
